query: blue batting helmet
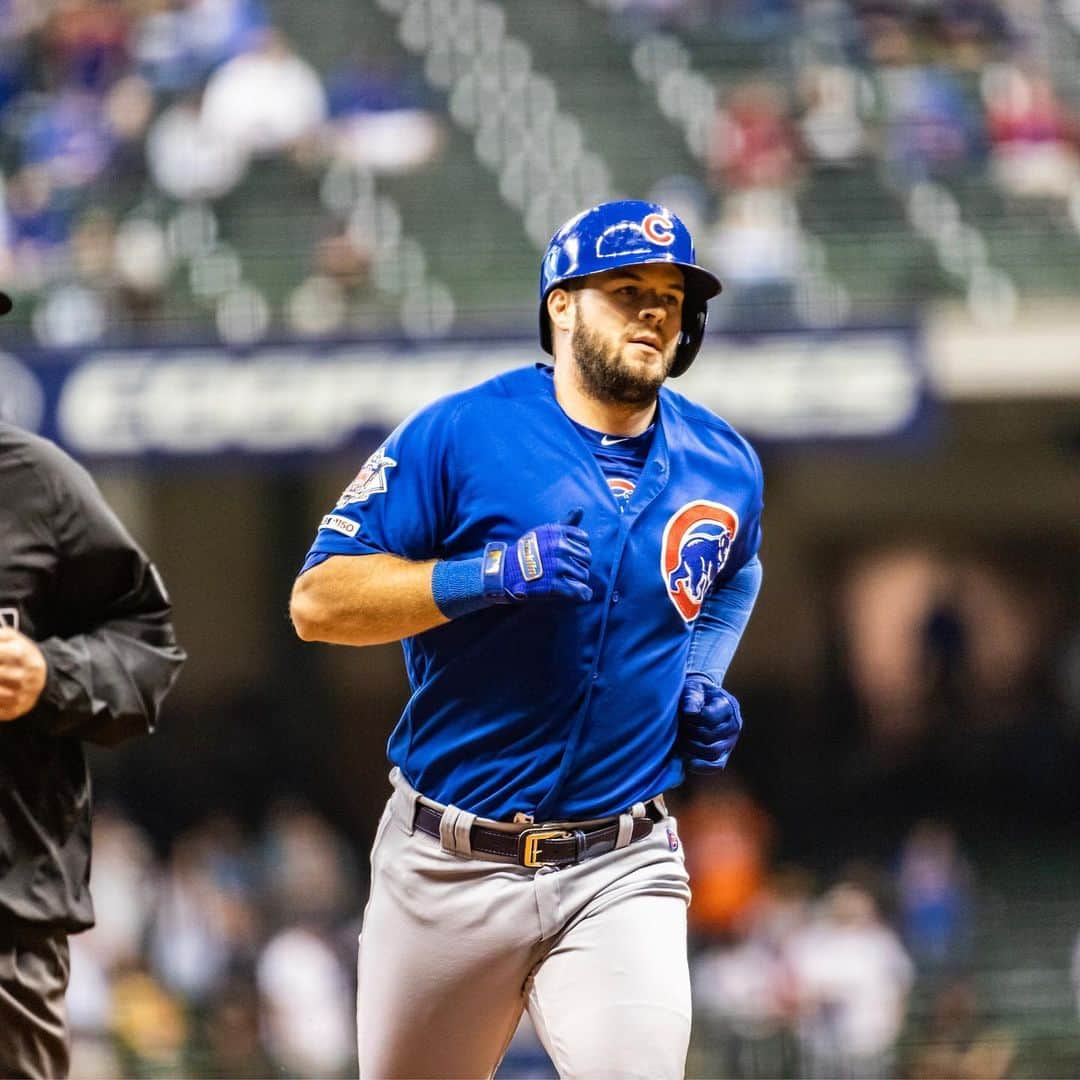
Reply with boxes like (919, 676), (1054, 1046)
(538, 199), (721, 377)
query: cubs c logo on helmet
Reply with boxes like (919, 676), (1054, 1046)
(642, 213), (675, 246)
(661, 500), (739, 622)
(596, 212), (677, 259)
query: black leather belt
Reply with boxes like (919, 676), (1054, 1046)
(413, 802), (661, 868)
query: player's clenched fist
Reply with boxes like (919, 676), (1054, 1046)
(678, 673), (742, 773)
(431, 508), (593, 619)
(484, 508), (592, 604)
(0, 627), (48, 722)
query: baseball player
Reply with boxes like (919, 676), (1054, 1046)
(290, 200), (764, 1079)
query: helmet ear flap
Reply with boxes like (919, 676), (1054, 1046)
(670, 303), (708, 378)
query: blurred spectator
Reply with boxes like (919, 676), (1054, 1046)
(21, 87), (114, 189)
(199, 28), (326, 157)
(66, 936), (113, 1053)
(896, 819), (974, 970)
(797, 64), (870, 165)
(260, 799), (360, 926)
(842, 547), (1047, 749)
(133, 0), (266, 94)
(78, 807), (159, 974)
(147, 93), (249, 200)
(5, 164), (72, 286)
(983, 64), (1080, 200)
(705, 188), (804, 328)
(680, 782), (774, 940)
(200, 974), (275, 1078)
(111, 966), (189, 1076)
(692, 868), (814, 1076)
(0, 1), (49, 42)
(784, 881), (914, 1078)
(287, 224), (376, 338)
(906, 977), (1015, 1079)
(148, 815), (261, 1004)
(256, 925), (354, 1077)
(866, 14), (986, 187)
(326, 52), (443, 176)
(41, 0), (131, 94)
(709, 79), (803, 193)
(935, 1), (1012, 71)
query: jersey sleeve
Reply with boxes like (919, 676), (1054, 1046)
(299, 400), (456, 572)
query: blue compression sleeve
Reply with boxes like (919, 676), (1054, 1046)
(686, 556), (763, 683)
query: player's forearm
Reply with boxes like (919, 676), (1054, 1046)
(290, 553), (450, 646)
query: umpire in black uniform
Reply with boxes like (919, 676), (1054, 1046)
(0, 418), (185, 1078)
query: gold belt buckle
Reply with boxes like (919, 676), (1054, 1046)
(519, 828), (571, 868)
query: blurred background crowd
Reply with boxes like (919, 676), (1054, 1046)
(0, 0), (1078, 343)
(2, 0), (1080, 1077)
(65, 789), (1078, 1079)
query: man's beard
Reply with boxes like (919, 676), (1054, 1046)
(571, 321), (674, 406)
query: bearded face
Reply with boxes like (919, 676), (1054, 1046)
(570, 318), (677, 406)
(564, 264), (685, 407)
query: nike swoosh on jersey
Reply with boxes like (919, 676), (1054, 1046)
(600, 435), (630, 446)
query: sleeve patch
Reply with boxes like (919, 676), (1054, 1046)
(320, 514), (360, 537)
(335, 447), (397, 507)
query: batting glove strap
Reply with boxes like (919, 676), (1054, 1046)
(481, 541), (514, 603)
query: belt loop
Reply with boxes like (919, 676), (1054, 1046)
(388, 766), (419, 835)
(615, 812), (635, 849)
(651, 793), (669, 818)
(628, 800), (647, 819)
(439, 804), (477, 855)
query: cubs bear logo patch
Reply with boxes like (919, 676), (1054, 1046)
(661, 500), (739, 622)
(336, 447), (397, 507)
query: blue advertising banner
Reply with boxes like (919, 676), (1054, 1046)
(0, 327), (930, 460)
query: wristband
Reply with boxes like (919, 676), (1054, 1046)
(430, 557), (489, 620)
(431, 541), (517, 620)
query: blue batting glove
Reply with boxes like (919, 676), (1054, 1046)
(484, 508), (593, 603)
(679, 674), (743, 774)
(431, 509), (593, 619)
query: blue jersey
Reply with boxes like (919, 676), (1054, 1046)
(301, 364), (763, 820)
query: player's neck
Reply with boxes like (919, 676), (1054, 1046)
(551, 361), (657, 437)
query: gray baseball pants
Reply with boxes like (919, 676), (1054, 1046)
(357, 768), (693, 1079)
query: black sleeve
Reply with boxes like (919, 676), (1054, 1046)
(26, 442), (186, 748)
